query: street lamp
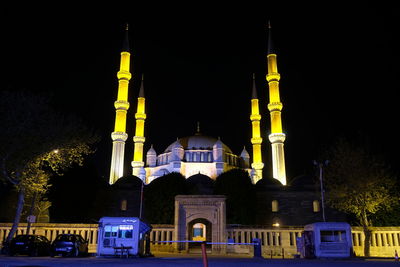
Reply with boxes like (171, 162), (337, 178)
(313, 160), (329, 222)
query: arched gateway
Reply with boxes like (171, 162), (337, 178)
(174, 195), (226, 254)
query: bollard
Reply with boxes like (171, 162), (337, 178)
(201, 241), (208, 267)
(252, 238), (262, 258)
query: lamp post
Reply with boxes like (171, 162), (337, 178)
(313, 160), (329, 222)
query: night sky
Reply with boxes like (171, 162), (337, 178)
(2, 4), (399, 181)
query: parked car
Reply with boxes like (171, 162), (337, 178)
(8, 235), (51, 256)
(50, 234), (88, 257)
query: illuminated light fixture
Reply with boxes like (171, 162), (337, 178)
(53, 149), (59, 154)
(272, 222), (280, 227)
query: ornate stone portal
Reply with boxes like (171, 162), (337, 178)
(174, 195), (226, 254)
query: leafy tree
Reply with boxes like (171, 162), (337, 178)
(214, 169), (256, 225)
(323, 138), (398, 257)
(144, 172), (187, 224)
(0, 90), (98, 243)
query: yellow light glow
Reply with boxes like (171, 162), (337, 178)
(250, 93), (264, 181)
(266, 48), (286, 186)
(109, 44), (132, 185)
(272, 222), (280, 227)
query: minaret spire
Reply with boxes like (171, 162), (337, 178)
(250, 73), (264, 183)
(109, 26), (132, 184)
(266, 22), (287, 185)
(131, 73), (147, 182)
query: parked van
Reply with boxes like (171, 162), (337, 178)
(298, 222), (353, 258)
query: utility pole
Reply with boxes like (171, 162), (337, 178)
(313, 160), (329, 222)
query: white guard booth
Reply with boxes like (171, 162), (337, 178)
(97, 217), (151, 257)
(299, 222), (353, 258)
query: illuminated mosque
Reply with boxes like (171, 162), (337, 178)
(101, 24), (346, 236)
(108, 24), (287, 186)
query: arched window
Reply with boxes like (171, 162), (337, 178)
(185, 152), (191, 162)
(121, 199), (127, 211)
(313, 200), (320, 212)
(200, 152), (205, 162)
(208, 152), (212, 162)
(193, 153), (197, 162)
(272, 200), (279, 212)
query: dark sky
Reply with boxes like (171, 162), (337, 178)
(2, 4), (399, 180)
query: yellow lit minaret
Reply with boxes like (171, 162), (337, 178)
(131, 74), (147, 182)
(109, 25), (131, 184)
(250, 73), (264, 183)
(266, 23), (287, 185)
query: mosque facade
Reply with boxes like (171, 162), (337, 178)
(109, 24), (287, 186)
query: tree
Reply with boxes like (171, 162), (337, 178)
(144, 172), (187, 224)
(323, 138), (398, 257)
(0, 90), (98, 244)
(214, 169), (256, 225)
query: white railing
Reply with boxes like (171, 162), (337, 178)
(0, 223), (98, 253)
(1, 223), (400, 257)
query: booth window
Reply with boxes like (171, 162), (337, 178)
(272, 200), (279, 212)
(313, 200), (320, 212)
(118, 225), (133, 238)
(104, 225), (118, 237)
(121, 199), (127, 211)
(320, 230), (347, 242)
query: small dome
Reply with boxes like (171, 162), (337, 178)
(240, 147), (250, 158)
(289, 175), (316, 189)
(112, 175), (143, 190)
(186, 173), (215, 195)
(255, 177), (283, 191)
(147, 145), (157, 155)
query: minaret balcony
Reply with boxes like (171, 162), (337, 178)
(250, 114), (261, 121)
(268, 133), (286, 143)
(135, 113), (147, 120)
(117, 70), (132, 80)
(251, 162), (264, 170)
(133, 136), (146, 143)
(114, 100), (130, 110)
(111, 132), (128, 142)
(251, 137), (263, 145)
(268, 102), (283, 112)
(266, 72), (280, 82)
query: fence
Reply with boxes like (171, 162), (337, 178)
(1, 223), (400, 257)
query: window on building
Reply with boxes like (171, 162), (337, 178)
(185, 152), (191, 162)
(313, 200), (320, 212)
(272, 200), (279, 212)
(104, 225), (118, 237)
(320, 230), (347, 242)
(200, 152), (205, 162)
(208, 152), (212, 162)
(118, 225), (133, 238)
(120, 199), (127, 211)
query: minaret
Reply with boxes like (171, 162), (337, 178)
(250, 73), (264, 183)
(109, 25), (132, 184)
(266, 22), (287, 185)
(131, 74), (147, 182)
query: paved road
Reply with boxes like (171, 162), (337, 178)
(0, 255), (399, 267)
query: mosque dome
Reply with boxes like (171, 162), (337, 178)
(255, 177), (283, 191)
(112, 175), (143, 190)
(164, 133), (232, 153)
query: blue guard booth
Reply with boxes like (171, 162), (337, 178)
(97, 217), (152, 257)
(298, 222), (353, 259)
